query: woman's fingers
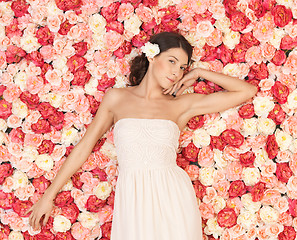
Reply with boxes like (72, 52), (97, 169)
(43, 213), (50, 226)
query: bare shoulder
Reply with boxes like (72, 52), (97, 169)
(175, 92), (205, 119)
(102, 88), (126, 108)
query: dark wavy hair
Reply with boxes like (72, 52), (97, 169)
(128, 32), (193, 86)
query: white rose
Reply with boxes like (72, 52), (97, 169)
(276, 0), (293, 8)
(204, 218), (224, 239)
(12, 170), (28, 190)
(242, 167), (261, 186)
(257, 117), (276, 135)
(275, 129), (293, 151)
(241, 193), (261, 212)
(61, 127), (80, 146)
(14, 72), (27, 91)
(287, 89), (297, 109)
(242, 118), (258, 137)
(124, 14), (142, 36)
(99, 141), (117, 160)
(12, 99), (28, 119)
(9, 231), (24, 240)
(222, 63), (241, 77)
(61, 179), (73, 191)
(237, 210), (258, 229)
(93, 181), (112, 200)
(185, 32), (205, 48)
(158, 0), (174, 8)
(78, 211), (99, 229)
(211, 196), (226, 214)
(53, 215), (71, 232)
(46, 1), (64, 16)
(52, 57), (68, 73)
(205, 119), (226, 136)
(35, 154), (54, 172)
(22, 146), (38, 163)
(114, 74), (129, 88)
(259, 206), (279, 223)
(269, 28), (286, 49)
(214, 149), (228, 168)
(254, 149), (269, 168)
(88, 14), (107, 34)
(193, 128), (211, 148)
(85, 77), (99, 95)
(20, 34), (40, 53)
(92, 33), (106, 51)
(141, 42), (160, 58)
(222, 30), (240, 49)
(0, 118), (7, 131)
(199, 167), (216, 186)
(214, 17), (231, 33)
(253, 96), (275, 117)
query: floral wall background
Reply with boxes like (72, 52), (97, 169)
(0, 0), (297, 239)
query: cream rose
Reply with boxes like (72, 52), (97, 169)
(124, 14), (142, 36)
(253, 96), (275, 117)
(257, 117), (276, 135)
(61, 127), (80, 146)
(222, 30), (240, 49)
(93, 181), (112, 200)
(199, 167), (216, 186)
(8, 231), (24, 240)
(53, 215), (72, 232)
(99, 141), (117, 160)
(259, 206), (279, 223)
(269, 28), (286, 49)
(193, 128), (211, 147)
(237, 209), (258, 229)
(222, 63), (241, 77)
(242, 118), (258, 137)
(78, 211), (99, 229)
(241, 193), (261, 212)
(275, 129), (293, 151)
(12, 99), (28, 119)
(211, 196), (226, 214)
(205, 119), (226, 136)
(242, 167), (261, 186)
(12, 170), (28, 190)
(287, 89), (297, 109)
(35, 154), (54, 172)
(14, 72), (27, 91)
(204, 218), (224, 239)
(20, 34), (41, 53)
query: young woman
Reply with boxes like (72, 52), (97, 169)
(26, 32), (257, 239)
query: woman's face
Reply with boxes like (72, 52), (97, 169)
(148, 47), (188, 89)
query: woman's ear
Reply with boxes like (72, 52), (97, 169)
(147, 56), (155, 63)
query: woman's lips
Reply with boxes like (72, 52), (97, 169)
(167, 77), (174, 82)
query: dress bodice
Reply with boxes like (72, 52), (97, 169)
(113, 118), (180, 170)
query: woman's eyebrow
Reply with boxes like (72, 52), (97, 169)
(169, 56), (188, 66)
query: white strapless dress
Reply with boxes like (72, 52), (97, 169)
(110, 118), (202, 240)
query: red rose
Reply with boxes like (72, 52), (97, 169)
(241, 32), (260, 48)
(91, 167), (108, 181)
(272, 5), (292, 28)
(228, 180), (247, 198)
(131, 31), (149, 48)
(31, 118), (51, 134)
(106, 21), (124, 34)
(11, 0), (29, 17)
(194, 81), (215, 94)
(248, 62), (269, 80)
(182, 142), (199, 162)
(26, 51), (44, 67)
(71, 172), (84, 189)
(238, 103), (255, 118)
(263, 0), (276, 11)
(72, 42), (88, 57)
(289, 199), (297, 217)
(35, 229), (55, 239)
(187, 115), (204, 130)
(268, 104), (286, 125)
(194, 10), (215, 25)
(217, 208), (237, 228)
(271, 50), (287, 66)
(0, 85), (6, 96)
(265, 134), (278, 159)
(32, 176), (51, 194)
(143, 0), (158, 7)
(276, 162), (293, 183)
(159, 6), (179, 20)
(193, 180), (207, 200)
(232, 43), (248, 63)
(38, 102), (56, 119)
(248, 0), (266, 18)
(5, 18), (22, 38)
(142, 19), (157, 35)
(210, 136), (227, 151)
(37, 140), (55, 155)
(85, 195), (106, 212)
(176, 154), (190, 169)
(66, 55), (87, 73)
(61, 203), (79, 223)
(278, 226), (296, 240)
(54, 191), (73, 207)
(36, 26), (54, 46)
(0, 190), (15, 209)
(114, 41), (132, 59)
(101, 2), (120, 22)
(20, 91), (40, 110)
(40, 63), (54, 82)
(0, 100), (12, 119)
(221, 129), (244, 148)
(280, 35), (297, 50)
(55, 0), (82, 11)
(0, 223), (10, 239)
(217, 44), (233, 66)
(161, 18), (180, 32)
(55, 231), (75, 240)
(58, 20), (74, 36)
(65, 145), (74, 157)
(12, 199), (33, 217)
(72, 67), (91, 86)
(230, 11), (251, 32)
(0, 163), (13, 185)
(223, 0), (239, 15)
(9, 127), (25, 144)
(239, 150), (255, 167)
(271, 81), (289, 104)
(251, 181), (266, 202)
(101, 221), (112, 239)
(5, 45), (26, 64)
(92, 137), (106, 152)
(97, 73), (115, 92)
(201, 44), (217, 62)
(86, 95), (100, 116)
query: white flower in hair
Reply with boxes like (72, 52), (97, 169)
(141, 42), (160, 58)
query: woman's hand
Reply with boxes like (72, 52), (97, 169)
(163, 68), (200, 96)
(25, 195), (54, 231)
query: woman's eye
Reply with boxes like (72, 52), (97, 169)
(169, 60), (175, 64)
(180, 67), (185, 70)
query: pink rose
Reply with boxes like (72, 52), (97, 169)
(55, 231), (75, 240)
(101, 222), (112, 239)
(114, 41), (132, 59)
(223, 0), (239, 15)
(201, 44), (217, 61)
(266, 134), (278, 159)
(228, 180), (247, 198)
(230, 11), (251, 32)
(97, 73), (115, 92)
(101, 2), (121, 22)
(232, 43), (248, 63)
(5, 18), (22, 38)
(72, 42), (88, 57)
(272, 5), (292, 27)
(12, 198), (33, 217)
(249, 0), (266, 18)
(61, 203), (79, 223)
(131, 31), (149, 47)
(271, 50), (287, 66)
(193, 180), (207, 200)
(217, 208), (237, 228)
(217, 44), (232, 66)
(185, 164), (199, 181)
(9, 128), (25, 144)
(90, 167), (108, 181)
(66, 55), (87, 73)
(5, 45), (26, 64)
(280, 35), (297, 50)
(251, 181), (266, 201)
(32, 175), (51, 194)
(276, 162), (293, 183)
(37, 139), (55, 155)
(72, 67), (91, 86)
(58, 20), (74, 36)
(11, 0), (29, 17)
(241, 32), (260, 48)
(26, 51), (44, 67)
(194, 81), (215, 95)
(106, 20), (124, 34)
(54, 191), (74, 207)
(221, 129), (244, 148)
(0, 99), (12, 119)
(248, 62), (269, 80)
(0, 190), (14, 209)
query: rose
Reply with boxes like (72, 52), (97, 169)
(19, 91), (40, 110)
(55, 231), (74, 240)
(248, 62), (269, 80)
(217, 208), (237, 228)
(0, 163), (13, 184)
(201, 44), (217, 61)
(276, 162), (293, 183)
(71, 172), (84, 189)
(249, 0), (266, 18)
(54, 191), (74, 207)
(221, 129), (244, 148)
(12, 199), (33, 217)
(238, 103), (255, 119)
(210, 136), (227, 151)
(271, 50), (286, 66)
(251, 182), (266, 202)
(38, 102), (57, 119)
(230, 11), (251, 32)
(131, 31), (149, 47)
(267, 104), (285, 125)
(278, 226), (296, 240)
(194, 10), (215, 24)
(217, 44), (233, 66)
(9, 128), (25, 144)
(61, 203), (80, 223)
(36, 26), (55, 46)
(194, 82), (215, 95)
(280, 35), (297, 50)
(37, 140), (55, 155)
(55, 0), (82, 11)
(265, 134), (278, 159)
(161, 18), (180, 32)
(0, 190), (14, 209)
(193, 180), (206, 200)
(101, 2), (120, 22)
(232, 43), (248, 63)
(31, 118), (51, 134)
(97, 74), (115, 92)
(91, 167), (108, 181)
(66, 55), (87, 73)
(271, 81), (289, 104)
(223, 0), (238, 15)
(58, 20), (74, 36)
(271, 5), (292, 28)
(187, 115), (204, 130)
(26, 51), (44, 67)
(73, 42), (88, 57)
(239, 151), (255, 167)
(85, 195), (107, 212)
(241, 32), (260, 48)
(289, 199), (297, 217)
(6, 18), (22, 39)
(11, 0), (29, 17)
(32, 175), (51, 194)
(182, 142), (199, 162)
(72, 67), (91, 86)
(228, 180), (247, 198)
(5, 45), (26, 64)
(40, 63), (54, 81)
(106, 20), (124, 35)
(114, 41), (132, 59)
